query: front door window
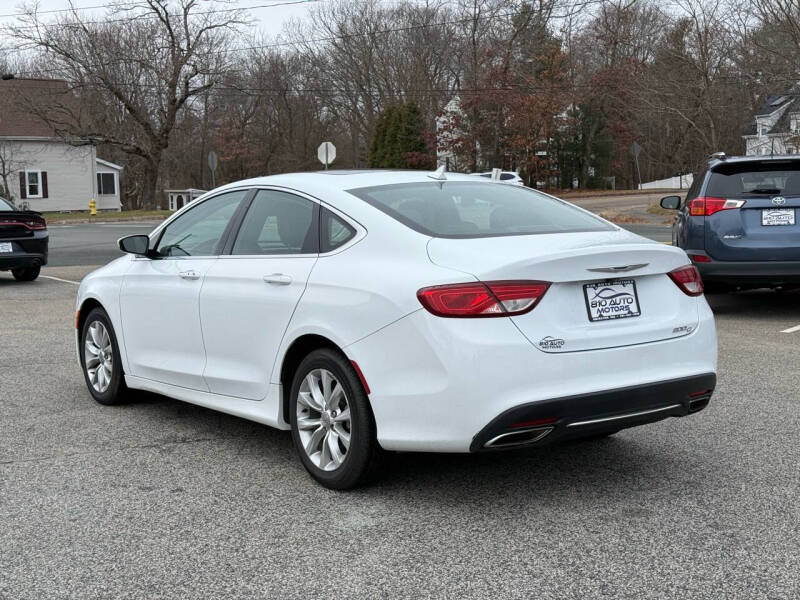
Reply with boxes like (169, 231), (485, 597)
(156, 190), (247, 257)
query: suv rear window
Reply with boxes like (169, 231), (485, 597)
(708, 161), (800, 197)
(347, 182), (612, 238)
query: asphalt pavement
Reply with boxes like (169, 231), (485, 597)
(1, 220), (797, 598)
(47, 221), (163, 267)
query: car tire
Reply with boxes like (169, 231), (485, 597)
(79, 307), (131, 406)
(289, 349), (382, 490)
(11, 266), (40, 281)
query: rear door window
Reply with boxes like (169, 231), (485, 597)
(232, 190), (319, 255)
(321, 208), (356, 253)
(348, 181), (612, 238)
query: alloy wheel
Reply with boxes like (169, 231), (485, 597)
(84, 321), (113, 393)
(296, 368), (352, 471)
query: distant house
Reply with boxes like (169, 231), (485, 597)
(0, 76), (122, 212)
(743, 92), (800, 156)
(165, 188), (207, 211)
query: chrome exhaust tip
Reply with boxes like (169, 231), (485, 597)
(484, 426), (554, 449)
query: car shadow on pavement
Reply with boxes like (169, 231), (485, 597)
(126, 392), (700, 504)
(706, 289), (800, 319)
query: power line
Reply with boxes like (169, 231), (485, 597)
(2, 0), (321, 29)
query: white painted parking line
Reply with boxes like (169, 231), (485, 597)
(781, 324), (800, 333)
(40, 275), (80, 285)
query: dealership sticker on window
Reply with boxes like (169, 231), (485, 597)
(584, 279), (641, 322)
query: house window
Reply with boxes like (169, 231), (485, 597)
(792, 118), (798, 132)
(26, 171), (42, 198)
(97, 172), (116, 195)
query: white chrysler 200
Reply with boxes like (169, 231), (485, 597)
(75, 170), (717, 488)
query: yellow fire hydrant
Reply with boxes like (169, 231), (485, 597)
(89, 198), (97, 216)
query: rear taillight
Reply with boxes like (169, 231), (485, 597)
(0, 216), (46, 230)
(668, 265), (704, 296)
(688, 196), (746, 216)
(417, 280), (550, 317)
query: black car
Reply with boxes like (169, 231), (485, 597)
(0, 197), (48, 281)
(661, 153), (800, 291)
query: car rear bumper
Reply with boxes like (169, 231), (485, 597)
(691, 253), (800, 285)
(347, 299), (717, 453)
(0, 235), (48, 270)
(0, 252), (48, 270)
(470, 373), (715, 451)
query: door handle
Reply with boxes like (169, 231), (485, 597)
(178, 270), (201, 280)
(263, 274), (292, 285)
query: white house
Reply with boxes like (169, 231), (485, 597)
(165, 188), (207, 212)
(0, 77), (122, 211)
(742, 92), (800, 156)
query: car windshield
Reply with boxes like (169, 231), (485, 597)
(708, 162), (800, 197)
(0, 197), (15, 211)
(347, 181), (612, 238)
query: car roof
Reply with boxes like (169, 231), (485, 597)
(210, 169), (492, 196)
(708, 154), (800, 168)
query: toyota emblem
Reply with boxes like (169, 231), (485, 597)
(772, 196), (787, 205)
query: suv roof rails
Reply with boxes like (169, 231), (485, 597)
(709, 151), (726, 160)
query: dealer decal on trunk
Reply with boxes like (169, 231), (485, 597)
(583, 279), (642, 322)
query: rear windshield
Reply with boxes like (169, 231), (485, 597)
(347, 182), (612, 238)
(708, 162), (800, 197)
(0, 197), (14, 211)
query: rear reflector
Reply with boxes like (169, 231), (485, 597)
(510, 417), (559, 429)
(350, 360), (371, 395)
(688, 197), (745, 217)
(689, 254), (712, 263)
(668, 265), (704, 296)
(417, 280), (550, 317)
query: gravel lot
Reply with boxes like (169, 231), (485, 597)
(1, 259), (799, 599)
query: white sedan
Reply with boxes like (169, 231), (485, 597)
(75, 170), (717, 489)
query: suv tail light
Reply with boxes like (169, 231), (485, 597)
(417, 280), (550, 317)
(688, 196), (746, 216)
(668, 265), (704, 296)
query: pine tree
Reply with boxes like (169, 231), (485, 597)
(369, 102), (429, 168)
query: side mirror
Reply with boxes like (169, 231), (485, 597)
(119, 234), (152, 256)
(660, 195), (681, 210)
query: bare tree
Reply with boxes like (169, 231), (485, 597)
(0, 141), (28, 203)
(7, 0), (246, 208)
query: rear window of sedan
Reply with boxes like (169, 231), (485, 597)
(347, 181), (612, 238)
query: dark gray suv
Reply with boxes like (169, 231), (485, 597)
(661, 154), (800, 291)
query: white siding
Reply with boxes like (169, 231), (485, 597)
(96, 169), (121, 209)
(3, 139), (121, 211)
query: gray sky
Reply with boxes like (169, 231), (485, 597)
(0, 0), (319, 37)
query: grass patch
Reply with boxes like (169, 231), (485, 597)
(42, 209), (171, 222)
(646, 203), (677, 216)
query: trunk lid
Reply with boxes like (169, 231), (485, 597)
(0, 211), (46, 239)
(426, 230), (700, 353)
